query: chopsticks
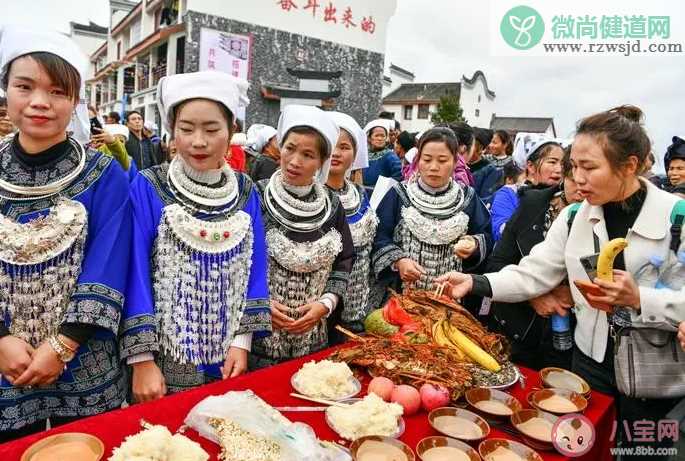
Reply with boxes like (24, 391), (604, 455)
(434, 282), (447, 298)
(289, 393), (349, 407)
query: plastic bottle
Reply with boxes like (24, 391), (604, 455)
(551, 313), (573, 351)
(614, 255), (665, 327)
(656, 251), (685, 290)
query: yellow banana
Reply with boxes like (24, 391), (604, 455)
(440, 321), (466, 360)
(444, 323), (501, 372)
(432, 321), (466, 360)
(597, 238), (629, 281)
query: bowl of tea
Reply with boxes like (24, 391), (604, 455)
(511, 408), (559, 451)
(540, 368), (591, 399)
(417, 436), (480, 461)
(428, 407), (490, 443)
(529, 388), (587, 415)
(479, 438), (544, 461)
(465, 388), (522, 421)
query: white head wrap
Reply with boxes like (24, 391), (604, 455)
(363, 118), (394, 137)
(156, 70), (249, 133)
(405, 147), (419, 164)
(0, 25), (90, 144)
(230, 132), (247, 146)
(247, 125), (277, 153)
(328, 111), (368, 171)
(143, 120), (158, 132)
(103, 124), (129, 141)
(512, 132), (564, 170)
(277, 104), (339, 183)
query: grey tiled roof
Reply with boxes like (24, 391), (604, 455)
(490, 116), (556, 136)
(382, 82), (461, 104)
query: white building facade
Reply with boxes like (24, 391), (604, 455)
(382, 71), (496, 132)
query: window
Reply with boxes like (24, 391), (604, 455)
(475, 109), (480, 117)
(478, 94), (482, 103)
(130, 19), (142, 48)
(418, 104), (429, 119)
(117, 42), (121, 60)
(176, 36), (186, 74)
(403, 105), (413, 120)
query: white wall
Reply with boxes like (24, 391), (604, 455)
(459, 76), (496, 129)
(71, 33), (106, 79)
(186, 0), (397, 53)
(382, 102), (434, 132)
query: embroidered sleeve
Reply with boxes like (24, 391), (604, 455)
(371, 186), (406, 277)
(63, 160), (132, 337)
(236, 189), (272, 339)
(463, 190), (493, 271)
(120, 174), (163, 360)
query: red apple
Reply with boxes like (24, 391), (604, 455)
(368, 377), (395, 401)
(390, 384), (421, 415)
(419, 383), (451, 411)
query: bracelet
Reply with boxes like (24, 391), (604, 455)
(48, 336), (76, 363)
(56, 335), (78, 353)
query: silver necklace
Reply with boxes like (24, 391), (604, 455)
(264, 170), (333, 232)
(0, 137), (87, 201)
(336, 180), (361, 213)
(167, 157), (238, 208)
(406, 176), (464, 217)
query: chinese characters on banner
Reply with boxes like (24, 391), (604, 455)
(276, 0), (376, 34)
(199, 28), (252, 120)
(551, 15), (670, 40)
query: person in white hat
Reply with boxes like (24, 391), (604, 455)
(250, 105), (354, 368)
(121, 70), (271, 401)
(0, 25), (132, 440)
(325, 111), (378, 334)
(361, 118), (403, 194)
(247, 124), (279, 182)
(490, 133), (565, 241)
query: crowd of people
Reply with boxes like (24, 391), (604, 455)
(0, 25), (684, 460)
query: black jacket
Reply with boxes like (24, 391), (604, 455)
(485, 186), (560, 349)
(126, 135), (163, 171)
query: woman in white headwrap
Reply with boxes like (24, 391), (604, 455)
(251, 105), (354, 368)
(121, 71), (271, 401)
(326, 112), (378, 333)
(247, 124), (280, 182)
(490, 133), (565, 241)
(0, 26), (132, 440)
(361, 118), (403, 194)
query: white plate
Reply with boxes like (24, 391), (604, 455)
(325, 398), (406, 440)
(291, 372), (362, 401)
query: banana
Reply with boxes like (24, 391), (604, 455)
(432, 321), (466, 360)
(596, 238), (629, 281)
(444, 323), (501, 372)
(440, 321), (466, 360)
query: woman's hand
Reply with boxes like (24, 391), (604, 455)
(530, 285), (574, 318)
(221, 347), (248, 379)
(13, 341), (65, 387)
(0, 336), (35, 384)
(454, 236), (477, 259)
(285, 302), (328, 335)
(90, 128), (115, 147)
(678, 322), (685, 351)
(434, 272), (474, 300)
(589, 270), (641, 310)
(395, 258), (426, 284)
(271, 300), (295, 331)
(131, 360), (167, 403)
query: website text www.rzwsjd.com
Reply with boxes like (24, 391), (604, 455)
(542, 40), (683, 56)
(610, 446), (679, 457)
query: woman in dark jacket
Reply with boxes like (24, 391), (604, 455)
(486, 149), (582, 370)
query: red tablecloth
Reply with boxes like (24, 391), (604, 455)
(1, 349), (615, 460)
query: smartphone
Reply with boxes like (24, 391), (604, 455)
(579, 253), (599, 280)
(90, 117), (103, 135)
